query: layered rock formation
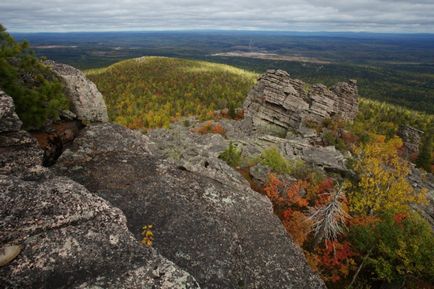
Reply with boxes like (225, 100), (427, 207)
(244, 69), (358, 133)
(44, 60), (109, 123)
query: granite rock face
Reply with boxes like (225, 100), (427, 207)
(54, 123), (325, 289)
(0, 96), (199, 289)
(0, 90), (22, 133)
(243, 69), (358, 132)
(0, 90), (43, 176)
(0, 173), (200, 289)
(44, 60), (109, 123)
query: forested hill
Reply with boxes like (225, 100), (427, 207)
(86, 57), (257, 129)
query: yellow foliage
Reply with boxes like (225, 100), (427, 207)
(348, 135), (427, 215)
(141, 224), (154, 247)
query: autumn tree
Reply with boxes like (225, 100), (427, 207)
(347, 135), (426, 216)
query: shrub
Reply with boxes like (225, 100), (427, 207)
(0, 24), (69, 129)
(193, 121), (225, 136)
(219, 142), (242, 167)
(257, 147), (293, 175)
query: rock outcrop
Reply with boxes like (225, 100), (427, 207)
(0, 91), (199, 289)
(54, 123), (325, 289)
(44, 60), (109, 123)
(0, 91), (43, 176)
(397, 125), (424, 159)
(0, 90), (22, 133)
(243, 69), (358, 133)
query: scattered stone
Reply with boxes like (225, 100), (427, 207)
(0, 245), (21, 267)
(249, 163), (271, 184)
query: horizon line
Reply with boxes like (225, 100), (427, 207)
(9, 28), (434, 36)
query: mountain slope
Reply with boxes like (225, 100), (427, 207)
(86, 56), (257, 129)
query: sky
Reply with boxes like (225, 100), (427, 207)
(1, 0), (434, 33)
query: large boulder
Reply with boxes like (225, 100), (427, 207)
(0, 172), (199, 289)
(44, 60), (109, 123)
(243, 69), (358, 133)
(54, 123), (325, 289)
(0, 97), (199, 289)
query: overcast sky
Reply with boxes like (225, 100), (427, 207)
(1, 0), (434, 33)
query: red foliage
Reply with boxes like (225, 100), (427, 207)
(286, 180), (309, 208)
(193, 121), (225, 136)
(315, 240), (357, 283)
(313, 178), (335, 206)
(341, 130), (359, 146)
(393, 212), (407, 224)
(264, 175), (311, 245)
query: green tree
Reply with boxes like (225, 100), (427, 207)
(349, 211), (434, 284)
(0, 24), (69, 129)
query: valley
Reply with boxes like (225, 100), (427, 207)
(13, 31), (434, 113)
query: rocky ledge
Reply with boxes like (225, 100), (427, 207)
(0, 90), (199, 289)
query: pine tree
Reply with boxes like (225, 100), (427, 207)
(0, 24), (69, 129)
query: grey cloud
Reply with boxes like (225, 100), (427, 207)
(1, 0), (434, 32)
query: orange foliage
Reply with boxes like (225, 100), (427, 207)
(309, 178), (335, 206)
(264, 175), (311, 245)
(193, 121), (226, 136)
(286, 180), (309, 207)
(282, 210), (313, 246)
(264, 174), (285, 206)
(211, 123), (225, 135)
(349, 215), (380, 227)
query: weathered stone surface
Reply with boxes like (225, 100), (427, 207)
(0, 90), (44, 176)
(408, 167), (434, 229)
(397, 125), (424, 159)
(55, 123), (325, 289)
(244, 69), (358, 133)
(44, 60), (109, 123)
(0, 131), (44, 176)
(0, 99), (199, 289)
(0, 90), (22, 133)
(0, 173), (200, 289)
